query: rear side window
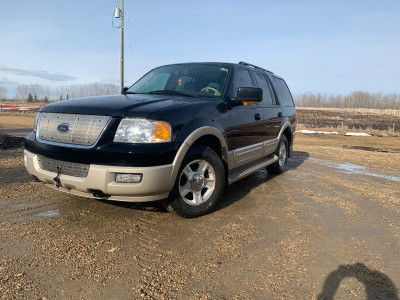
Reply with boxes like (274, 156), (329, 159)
(231, 69), (254, 97)
(272, 77), (294, 107)
(253, 72), (274, 105)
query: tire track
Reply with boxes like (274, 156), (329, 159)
(133, 210), (170, 298)
(0, 186), (63, 223)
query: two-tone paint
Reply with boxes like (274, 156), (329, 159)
(24, 62), (296, 202)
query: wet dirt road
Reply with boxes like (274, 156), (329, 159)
(1, 135), (399, 299)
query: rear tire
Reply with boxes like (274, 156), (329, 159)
(267, 135), (288, 174)
(164, 146), (225, 218)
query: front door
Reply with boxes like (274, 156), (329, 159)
(221, 68), (265, 167)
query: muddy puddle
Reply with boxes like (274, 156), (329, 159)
(0, 198), (61, 223)
(310, 158), (400, 182)
(343, 145), (400, 153)
(35, 209), (59, 218)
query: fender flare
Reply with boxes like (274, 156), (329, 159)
(278, 122), (292, 140)
(167, 126), (227, 191)
(277, 122), (294, 157)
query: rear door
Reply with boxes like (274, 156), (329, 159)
(252, 71), (283, 152)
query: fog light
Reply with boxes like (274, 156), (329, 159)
(24, 155), (27, 168)
(115, 173), (142, 183)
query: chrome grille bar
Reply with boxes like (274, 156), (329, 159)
(37, 113), (110, 146)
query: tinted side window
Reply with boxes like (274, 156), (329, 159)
(231, 69), (254, 97)
(272, 77), (294, 107)
(253, 72), (274, 105)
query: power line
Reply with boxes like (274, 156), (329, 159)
(124, 2), (145, 76)
(35, 28), (117, 69)
(17, 0), (115, 65)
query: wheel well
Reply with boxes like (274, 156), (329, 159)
(191, 134), (223, 158)
(283, 127), (292, 156)
(190, 134), (228, 186)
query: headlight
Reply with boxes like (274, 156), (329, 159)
(33, 113), (41, 133)
(114, 118), (171, 143)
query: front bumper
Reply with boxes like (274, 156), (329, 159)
(24, 149), (176, 202)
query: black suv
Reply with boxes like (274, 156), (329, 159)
(24, 62), (296, 217)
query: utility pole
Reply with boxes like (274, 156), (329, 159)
(120, 0), (124, 90)
(114, 0), (124, 90)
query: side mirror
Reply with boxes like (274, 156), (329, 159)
(121, 87), (129, 94)
(230, 87), (263, 106)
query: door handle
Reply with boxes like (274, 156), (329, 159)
(254, 113), (261, 120)
(278, 112), (282, 117)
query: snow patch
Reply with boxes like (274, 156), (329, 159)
(297, 130), (338, 135)
(345, 132), (372, 137)
(310, 158), (400, 182)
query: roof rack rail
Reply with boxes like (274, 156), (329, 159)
(238, 61), (273, 74)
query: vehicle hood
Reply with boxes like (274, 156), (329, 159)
(40, 94), (207, 118)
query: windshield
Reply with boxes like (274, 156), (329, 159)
(127, 64), (229, 98)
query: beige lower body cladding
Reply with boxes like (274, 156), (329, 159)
(24, 150), (174, 202)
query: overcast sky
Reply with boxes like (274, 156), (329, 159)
(1, 0), (400, 98)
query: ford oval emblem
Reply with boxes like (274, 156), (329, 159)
(57, 123), (70, 132)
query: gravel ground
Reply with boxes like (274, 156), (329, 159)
(0, 135), (399, 299)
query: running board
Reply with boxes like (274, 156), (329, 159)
(228, 154), (278, 184)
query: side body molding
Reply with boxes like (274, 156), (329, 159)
(227, 121), (293, 170)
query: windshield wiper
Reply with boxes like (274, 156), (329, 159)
(123, 91), (139, 94)
(147, 90), (195, 97)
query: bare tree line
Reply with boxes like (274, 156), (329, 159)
(295, 91), (400, 110)
(54, 83), (119, 100)
(4, 84), (400, 110)
(16, 84), (52, 101)
(12, 83), (119, 101)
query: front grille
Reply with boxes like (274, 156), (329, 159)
(37, 113), (110, 146)
(38, 156), (89, 178)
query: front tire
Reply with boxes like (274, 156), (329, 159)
(165, 146), (225, 218)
